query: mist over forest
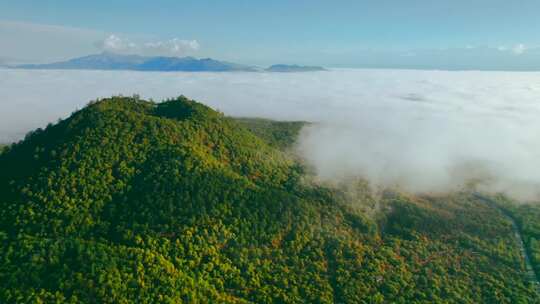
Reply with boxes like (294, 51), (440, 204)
(2, 68), (540, 200)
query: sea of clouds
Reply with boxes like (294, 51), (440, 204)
(1, 68), (540, 200)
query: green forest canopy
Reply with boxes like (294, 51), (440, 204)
(0, 96), (538, 303)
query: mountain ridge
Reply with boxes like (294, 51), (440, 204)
(265, 64), (326, 72)
(14, 52), (259, 72)
(13, 52), (329, 72)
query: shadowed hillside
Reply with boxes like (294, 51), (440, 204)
(234, 118), (306, 150)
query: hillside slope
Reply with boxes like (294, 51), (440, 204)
(0, 96), (537, 303)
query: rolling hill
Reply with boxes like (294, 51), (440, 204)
(0, 96), (537, 303)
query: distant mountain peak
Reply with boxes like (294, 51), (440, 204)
(14, 52), (258, 72)
(265, 64), (326, 72)
(12, 52), (331, 73)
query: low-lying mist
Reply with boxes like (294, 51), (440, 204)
(2, 68), (540, 200)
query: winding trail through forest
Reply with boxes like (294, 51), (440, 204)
(473, 193), (540, 293)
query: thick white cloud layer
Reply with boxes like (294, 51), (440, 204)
(96, 35), (200, 56)
(1, 68), (540, 200)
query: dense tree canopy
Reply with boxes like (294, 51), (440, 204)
(493, 198), (540, 282)
(0, 96), (537, 303)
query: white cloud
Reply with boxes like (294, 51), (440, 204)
(97, 34), (137, 52)
(2, 69), (540, 200)
(96, 34), (200, 56)
(496, 44), (527, 55)
(512, 43), (526, 55)
(142, 38), (200, 55)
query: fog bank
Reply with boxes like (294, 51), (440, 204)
(1, 68), (540, 200)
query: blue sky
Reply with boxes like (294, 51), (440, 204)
(2, 0), (540, 69)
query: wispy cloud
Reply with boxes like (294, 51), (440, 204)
(0, 21), (201, 62)
(496, 44), (527, 55)
(95, 34), (200, 56)
(346, 45), (540, 70)
(0, 20), (103, 63)
(512, 44), (527, 55)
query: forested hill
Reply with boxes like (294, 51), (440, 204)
(0, 96), (538, 303)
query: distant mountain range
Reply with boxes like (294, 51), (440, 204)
(265, 64), (326, 72)
(15, 52), (259, 72)
(12, 52), (326, 72)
